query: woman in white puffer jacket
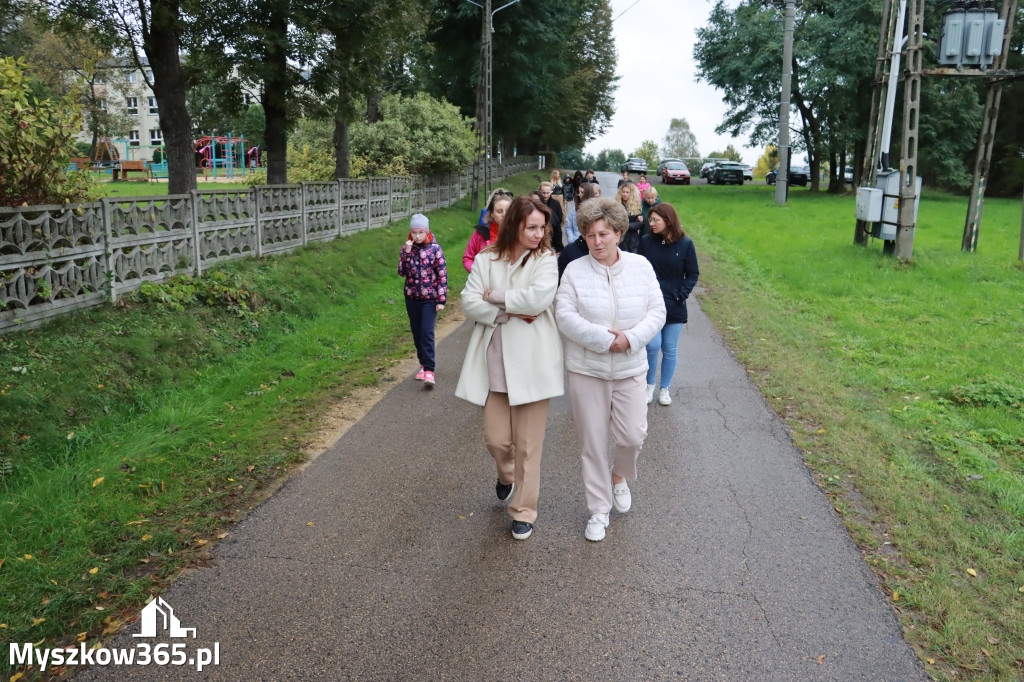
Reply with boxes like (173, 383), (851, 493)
(555, 197), (666, 542)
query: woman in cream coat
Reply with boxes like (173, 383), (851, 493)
(456, 194), (564, 540)
(555, 197), (666, 542)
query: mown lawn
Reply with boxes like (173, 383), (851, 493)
(0, 167), (548, 678)
(660, 181), (1024, 681)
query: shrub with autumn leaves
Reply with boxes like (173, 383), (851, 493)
(0, 57), (94, 206)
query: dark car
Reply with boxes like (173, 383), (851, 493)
(709, 162), (745, 185)
(699, 162), (716, 179)
(766, 165), (809, 187)
(660, 161), (691, 185)
(621, 157), (648, 173)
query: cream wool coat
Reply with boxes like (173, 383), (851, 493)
(555, 251), (666, 381)
(455, 248), (564, 407)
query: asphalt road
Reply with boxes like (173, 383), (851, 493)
(76, 217), (928, 680)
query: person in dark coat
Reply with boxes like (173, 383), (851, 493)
(558, 182), (600, 279)
(539, 181), (565, 253)
(616, 182), (644, 253)
(638, 203), (699, 407)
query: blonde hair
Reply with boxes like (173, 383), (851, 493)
(617, 182), (642, 216)
(549, 169), (561, 184)
(644, 186), (658, 201)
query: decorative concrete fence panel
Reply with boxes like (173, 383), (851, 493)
(0, 202), (107, 330)
(258, 185), (303, 255)
(106, 195), (195, 298)
(0, 157), (541, 333)
(192, 189), (257, 272)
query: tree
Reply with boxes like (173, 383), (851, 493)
(706, 144), (743, 163)
(422, 0), (617, 154)
(52, 0), (199, 194)
(594, 148), (625, 171)
(695, 0), (879, 191)
(661, 117), (700, 161)
(631, 140), (660, 169)
(753, 145), (778, 178)
(21, 28), (137, 159)
(349, 92), (476, 176)
(0, 57), (93, 206)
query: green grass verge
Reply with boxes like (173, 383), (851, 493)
(90, 179), (249, 197)
(661, 182), (1023, 681)
(0, 168), (549, 676)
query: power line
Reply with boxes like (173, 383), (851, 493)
(613, 0), (642, 22)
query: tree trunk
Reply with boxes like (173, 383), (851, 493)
(333, 107), (350, 179)
(144, 0), (196, 194)
(263, 7), (289, 185)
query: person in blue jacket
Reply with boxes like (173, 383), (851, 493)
(638, 203), (699, 407)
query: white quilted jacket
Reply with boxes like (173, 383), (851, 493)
(555, 251), (666, 380)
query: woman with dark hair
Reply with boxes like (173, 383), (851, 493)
(463, 188), (513, 272)
(638, 203), (699, 407)
(456, 195), (563, 541)
(555, 198), (666, 542)
(558, 181), (601, 279)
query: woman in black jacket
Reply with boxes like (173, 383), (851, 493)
(638, 203), (699, 406)
(616, 182), (644, 253)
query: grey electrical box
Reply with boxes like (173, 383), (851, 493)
(982, 17), (1005, 66)
(870, 171), (921, 241)
(938, 2), (1003, 68)
(855, 187), (883, 222)
(938, 10), (965, 64)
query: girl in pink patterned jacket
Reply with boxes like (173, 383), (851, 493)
(398, 213), (448, 388)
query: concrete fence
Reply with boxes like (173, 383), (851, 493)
(0, 157), (541, 333)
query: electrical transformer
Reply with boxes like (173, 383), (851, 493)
(939, 0), (1004, 68)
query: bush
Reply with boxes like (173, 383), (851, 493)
(0, 57), (95, 206)
(350, 92), (475, 176)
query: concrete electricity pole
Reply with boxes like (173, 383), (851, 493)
(774, 0), (795, 206)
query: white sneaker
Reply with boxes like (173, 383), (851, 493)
(612, 482), (632, 513)
(645, 384), (655, 404)
(659, 388), (672, 406)
(585, 513), (610, 541)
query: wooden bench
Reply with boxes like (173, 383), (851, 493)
(114, 160), (148, 181)
(68, 157), (91, 171)
(147, 161), (169, 180)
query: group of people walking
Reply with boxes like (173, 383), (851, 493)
(396, 169), (699, 542)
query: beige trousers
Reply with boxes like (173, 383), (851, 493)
(483, 392), (551, 524)
(567, 371), (648, 515)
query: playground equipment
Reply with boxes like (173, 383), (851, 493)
(194, 133), (259, 179)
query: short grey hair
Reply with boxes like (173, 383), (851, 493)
(576, 197), (628, 235)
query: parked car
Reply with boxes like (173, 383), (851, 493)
(742, 165), (753, 181)
(843, 167), (854, 183)
(699, 162), (716, 179)
(656, 158), (683, 176)
(660, 161), (691, 185)
(709, 161), (746, 185)
(765, 165), (809, 187)
(621, 157), (648, 173)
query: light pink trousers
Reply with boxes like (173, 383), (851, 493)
(483, 392), (550, 524)
(567, 371), (648, 515)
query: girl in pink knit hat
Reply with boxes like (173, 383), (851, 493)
(398, 213), (448, 388)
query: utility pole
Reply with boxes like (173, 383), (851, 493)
(962, 0), (1018, 252)
(774, 0), (794, 206)
(467, 0), (518, 211)
(895, 0), (923, 259)
(856, 0), (896, 245)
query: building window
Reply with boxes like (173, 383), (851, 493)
(125, 71), (136, 83)
(125, 97), (138, 116)
(129, 130), (140, 146)
(148, 97), (159, 114)
(94, 76), (105, 85)
(145, 69), (153, 81)
(149, 129), (163, 145)
(98, 98), (107, 112)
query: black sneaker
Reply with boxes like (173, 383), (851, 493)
(511, 520), (533, 540)
(495, 480), (514, 501)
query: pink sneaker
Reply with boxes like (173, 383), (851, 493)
(414, 367), (426, 381)
(423, 370), (436, 388)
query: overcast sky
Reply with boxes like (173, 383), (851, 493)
(584, 0), (762, 165)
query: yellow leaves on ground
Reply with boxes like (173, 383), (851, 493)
(967, 568), (978, 577)
(76, 632), (87, 641)
(92, 476), (104, 488)
(194, 539), (208, 547)
(88, 567), (98, 574)
(12, 672), (25, 681)
(66, 431), (75, 439)
(30, 617), (45, 627)
(892, 592), (900, 601)
(141, 534), (152, 541)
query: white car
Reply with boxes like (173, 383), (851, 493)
(742, 165), (753, 181)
